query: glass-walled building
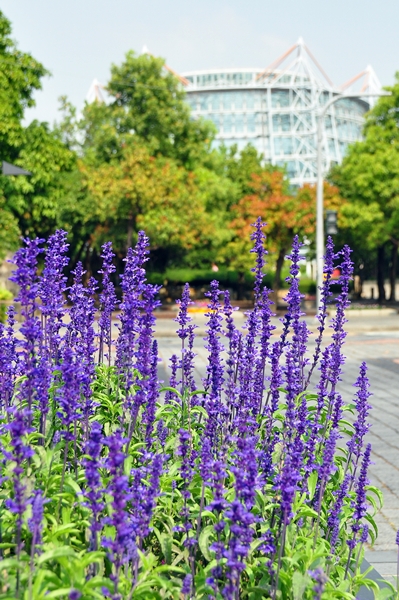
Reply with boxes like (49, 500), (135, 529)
(182, 39), (380, 186)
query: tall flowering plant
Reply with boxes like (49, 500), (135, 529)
(0, 223), (387, 599)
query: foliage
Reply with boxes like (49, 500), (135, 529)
(0, 9), (76, 256)
(0, 223), (387, 599)
(224, 170), (341, 290)
(0, 287), (12, 323)
(330, 75), (399, 298)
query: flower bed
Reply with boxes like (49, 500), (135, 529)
(0, 221), (389, 599)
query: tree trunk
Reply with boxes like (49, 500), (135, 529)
(273, 247), (286, 295)
(377, 245), (386, 303)
(389, 241), (398, 302)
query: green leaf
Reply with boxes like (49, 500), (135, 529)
(292, 572), (311, 600)
(307, 471), (318, 501)
(199, 524), (215, 561)
(37, 546), (76, 565)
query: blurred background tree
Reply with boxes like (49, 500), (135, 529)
(330, 75), (399, 302)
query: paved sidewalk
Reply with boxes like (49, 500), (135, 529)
(154, 310), (399, 580)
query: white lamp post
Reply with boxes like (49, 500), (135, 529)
(315, 91), (391, 308)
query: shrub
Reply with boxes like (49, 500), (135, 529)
(0, 224), (387, 599)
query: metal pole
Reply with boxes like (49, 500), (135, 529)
(316, 111), (324, 309)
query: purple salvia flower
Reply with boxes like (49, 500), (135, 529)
(254, 286), (275, 415)
(9, 237), (44, 422)
(102, 430), (134, 599)
(98, 242), (118, 366)
(38, 229), (69, 363)
(281, 236), (310, 395)
(308, 568), (328, 600)
(316, 428), (339, 513)
(3, 407), (34, 561)
(130, 452), (163, 540)
(178, 428), (193, 501)
(222, 436), (258, 600)
(352, 444), (371, 535)
(143, 340), (159, 446)
(68, 265), (97, 437)
(175, 284), (197, 393)
(203, 281), (225, 402)
(83, 421), (105, 549)
(28, 489), (46, 554)
(347, 362), (372, 485)
(207, 456), (227, 513)
(345, 444), (372, 578)
(156, 419), (167, 448)
(325, 246), (353, 423)
(360, 524), (369, 544)
(0, 307), (18, 413)
(165, 354), (179, 404)
(57, 347), (82, 442)
(328, 474), (350, 552)
(116, 231), (149, 391)
(306, 236), (334, 387)
(279, 235), (305, 351)
(277, 434), (303, 526)
(346, 442), (371, 562)
(177, 428), (194, 543)
(181, 573), (192, 597)
(223, 290), (240, 413)
(131, 284), (160, 434)
(250, 217), (267, 304)
(202, 281), (226, 450)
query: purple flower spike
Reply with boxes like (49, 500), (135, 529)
(57, 347), (82, 442)
(347, 362), (372, 484)
(3, 407), (34, 560)
(250, 217), (267, 303)
(307, 236), (334, 386)
(10, 237), (44, 421)
(68, 264), (97, 437)
(116, 231), (149, 386)
(0, 308), (18, 414)
(102, 430), (135, 598)
(328, 474), (350, 552)
(38, 229), (69, 363)
(83, 421), (105, 549)
(98, 241), (118, 366)
(175, 284), (197, 393)
(181, 573), (192, 596)
(28, 489), (46, 555)
(203, 281), (226, 449)
(308, 568), (328, 600)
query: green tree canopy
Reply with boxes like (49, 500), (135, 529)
(0, 10), (76, 258)
(77, 51), (215, 170)
(330, 74), (399, 300)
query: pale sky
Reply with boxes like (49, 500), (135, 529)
(1, 0), (398, 126)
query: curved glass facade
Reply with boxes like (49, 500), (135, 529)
(183, 58), (370, 186)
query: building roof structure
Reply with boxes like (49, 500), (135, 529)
(87, 39), (382, 186)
